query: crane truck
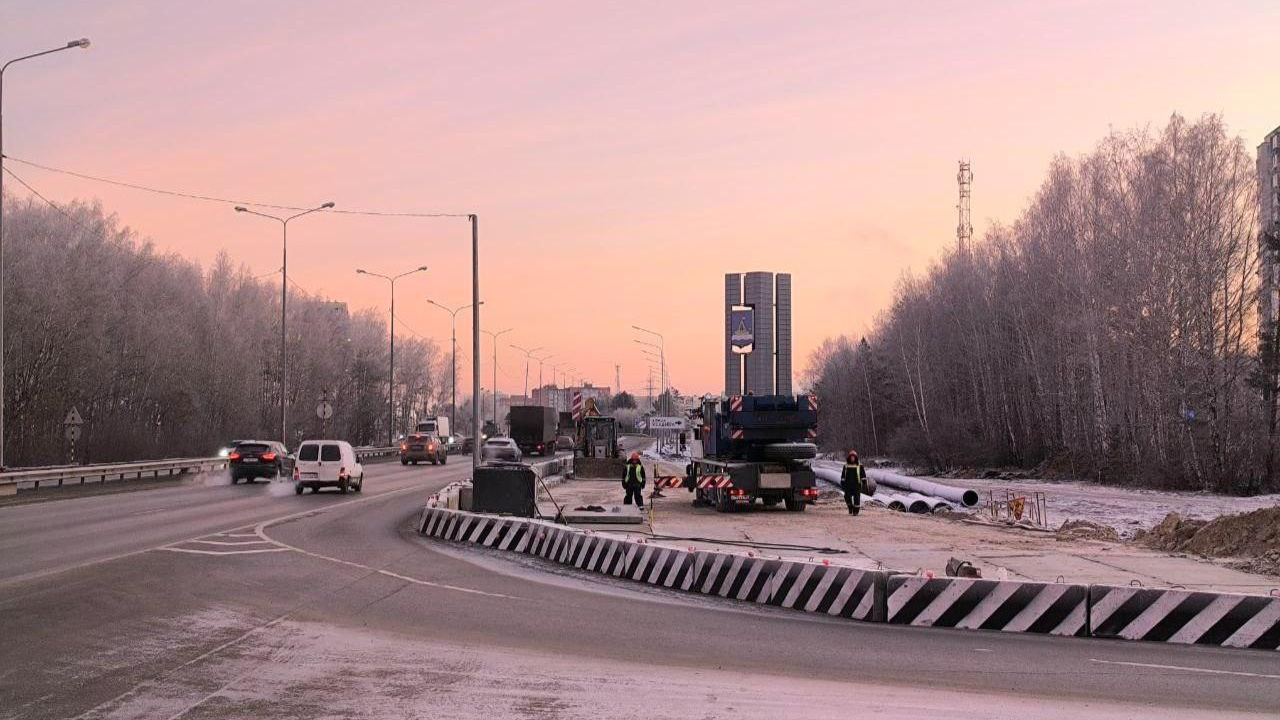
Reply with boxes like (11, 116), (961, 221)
(687, 394), (820, 512)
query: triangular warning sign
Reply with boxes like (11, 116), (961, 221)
(736, 317), (750, 333)
(64, 407), (84, 425)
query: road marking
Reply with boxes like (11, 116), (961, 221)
(973, 648), (994, 653)
(161, 547), (292, 556)
(0, 480), (437, 590)
(253, 520), (521, 600)
(1088, 658), (1280, 680)
(224, 533), (259, 538)
(189, 539), (273, 546)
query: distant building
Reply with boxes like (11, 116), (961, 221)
(1262, 127), (1280, 340)
(532, 384), (610, 411)
(725, 271), (792, 396)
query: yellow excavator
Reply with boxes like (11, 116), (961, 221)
(576, 397), (619, 459)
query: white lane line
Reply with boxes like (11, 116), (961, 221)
(1, 480), (438, 590)
(253, 520), (521, 600)
(189, 539), (273, 546)
(161, 547), (293, 556)
(1088, 658), (1280, 680)
(223, 533), (260, 538)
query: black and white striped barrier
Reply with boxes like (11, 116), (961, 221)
(1090, 586), (1280, 650)
(886, 576), (1088, 637)
(418, 506), (1280, 651)
(771, 560), (886, 622)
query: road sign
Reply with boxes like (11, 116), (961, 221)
(64, 406), (84, 426)
(65, 425), (81, 442)
(316, 401), (334, 420)
(646, 416), (687, 431)
(635, 418), (647, 430)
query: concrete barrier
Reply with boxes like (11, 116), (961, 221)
(1089, 585), (1280, 649)
(416, 506), (1280, 650)
(886, 575), (1088, 637)
(770, 560), (886, 622)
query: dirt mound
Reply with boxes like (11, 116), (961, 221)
(1056, 519), (1120, 542)
(1135, 512), (1207, 551)
(1138, 507), (1280, 558)
(1227, 551), (1280, 577)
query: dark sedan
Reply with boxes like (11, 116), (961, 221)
(228, 441), (287, 483)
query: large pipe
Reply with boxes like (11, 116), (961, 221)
(812, 462), (876, 496)
(869, 469), (979, 507)
(904, 492), (953, 513)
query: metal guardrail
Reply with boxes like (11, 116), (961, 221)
(0, 446), (399, 493)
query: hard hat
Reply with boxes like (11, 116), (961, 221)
(629, 452), (641, 462)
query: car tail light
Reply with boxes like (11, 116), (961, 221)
(228, 452), (241, 461)
(730, 488), (748, 497)
(339, 466), (347, 478)
(400, 444), (408, 451)
(429, 444), (435, 451)
(261, 452), (277, 462)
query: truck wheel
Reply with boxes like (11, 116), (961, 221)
(294, 482), (303, 495)
(784, 497), (806, 511)
(355, 474), (364, 493)
(440, 453), (447, 466)
(761, 442), (818, 461)
(339, 477), (350, 494)
(401, 458), (408, 466)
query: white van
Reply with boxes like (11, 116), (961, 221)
(292, 440), (365, 494)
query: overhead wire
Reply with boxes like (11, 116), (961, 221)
(2, 154), (471, 218)
(2, 166), (97, 236)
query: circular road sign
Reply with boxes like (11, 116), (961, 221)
(317, 401), (334, 420)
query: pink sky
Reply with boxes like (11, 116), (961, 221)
(4, 0), (1278, 397)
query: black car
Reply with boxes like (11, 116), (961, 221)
(460, 436), (475, 454)
(229, 441), (287, 483)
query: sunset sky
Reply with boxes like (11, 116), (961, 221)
(4, 0), (1278, 397)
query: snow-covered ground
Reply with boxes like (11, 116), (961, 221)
(897, 469), (1280, 536)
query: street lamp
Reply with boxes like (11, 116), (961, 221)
(357, 266), (429, 446)
(633, 325), (666, 414)
(426, 299), (480, 437)
(234, 202), (334, 447)
(634, 337), (667, 415)
(533, 351), (555, 399)
(509, 344), (543, 399)
(481, 327), (513, 426)
(0, 37), (90, 470)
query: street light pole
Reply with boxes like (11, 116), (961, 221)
(534, 352), (555, 400)
(481, 327), (513, 427)
(633, 325), (666, 415)
(510, 344), (543, 400)
(0, 37), (90, 470)
(470, 215), (483, 468)
(357, 266), (428, 446)
(427, 299), (480, 438)
(235, 202), (334, 447)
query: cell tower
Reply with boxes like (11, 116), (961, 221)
(956, 160), (973, 254)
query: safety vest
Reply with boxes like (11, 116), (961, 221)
(626, 463), (644, 483)
(842, 463), (864, 487)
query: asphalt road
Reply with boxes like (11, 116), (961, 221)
(3, 459), (1280, 719)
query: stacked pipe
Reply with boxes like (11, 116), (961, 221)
(811, 462), (976, 514)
